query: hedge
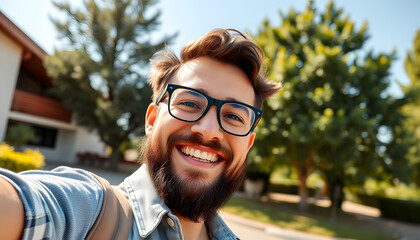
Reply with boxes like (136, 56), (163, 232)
(356, 193), (420, 224)
(268, 182), (317, 196)
(0, 143), (45, 172)
(377, 197), (420, 224)
(356, 193), (380, 208)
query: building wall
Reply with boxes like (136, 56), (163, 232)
(32, 128), (77, 164)
(56, 129), (77, 163)
(74, 127), (107, 156)
(40, 127), (107, 164)
(0, 29), (22, 140)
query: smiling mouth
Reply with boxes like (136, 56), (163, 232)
(180, 146), (219, 163)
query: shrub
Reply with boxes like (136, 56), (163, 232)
(352, 192), (420, 224)
(268, 182), (317, 196)
(5, 122), (39, 148)
(356, 193), (380, 208)
(378, 197), (420, 224)
(0, 142), (45, 172)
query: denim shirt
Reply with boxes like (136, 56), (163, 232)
(0, 165), (238, 240)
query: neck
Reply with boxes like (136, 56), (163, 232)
(176, 214), (209, 240)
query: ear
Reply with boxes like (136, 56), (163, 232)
(145, 103), (157, 137)
(247, 132), (256, 151)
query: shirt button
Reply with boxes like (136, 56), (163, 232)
(167, 218), (175, 228)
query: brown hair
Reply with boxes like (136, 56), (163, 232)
(149, 28), (280, 108)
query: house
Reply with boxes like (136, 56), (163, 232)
(0, 11), (106, 164)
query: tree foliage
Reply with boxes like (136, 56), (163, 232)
(44, 0), (175, 168)
(5, 123), (39, 149)
(252, 0), (410, 209)
(403, 30), (420, 185)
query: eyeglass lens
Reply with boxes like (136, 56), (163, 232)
(168, 88), (256, 135)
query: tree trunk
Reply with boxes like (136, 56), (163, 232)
(293, 155), (315, 211)
(328, 177), (344, 223)
(107, 147), (120, 171)
(328, 178), (344, 211)
(262, 172), (271, 194)
(297, 171), (310, 211)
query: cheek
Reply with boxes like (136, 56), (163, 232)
(226, 138), (251, 174)
(232, 137), (251, 159)
(150, 112), (172, 145)
(152, 111), (189, 147)
(154, 110), (179, 132)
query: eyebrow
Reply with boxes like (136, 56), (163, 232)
(196, 88), (241, 102)
(230, 103), (251, 116)
(183, 90), (205, 98)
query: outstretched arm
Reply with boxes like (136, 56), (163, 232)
(0, 176), (24, 240)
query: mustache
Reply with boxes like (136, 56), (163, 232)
(167, 133), (233, 162)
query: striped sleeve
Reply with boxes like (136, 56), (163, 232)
(0, 167), (104, 240)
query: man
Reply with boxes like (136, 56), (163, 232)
(0, 29), (280, 240)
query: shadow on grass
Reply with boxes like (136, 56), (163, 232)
(223, 195), (398, 240)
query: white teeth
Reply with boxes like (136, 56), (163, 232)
(193, 149), (201, 158)
(201, 152), (208, 160)
(181, 147), (218, 163)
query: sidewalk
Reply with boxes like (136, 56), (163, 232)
(266, 192), (420, 240)
(220, 211), (346, 240)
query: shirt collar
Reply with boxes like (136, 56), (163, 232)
(124, 164), (169, 238)
(123, 164), (238, 239)
(206, 214), (239, 240)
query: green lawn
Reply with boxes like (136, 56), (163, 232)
(223, 196), (396, 240)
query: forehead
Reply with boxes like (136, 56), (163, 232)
(170, 57), (256, 106)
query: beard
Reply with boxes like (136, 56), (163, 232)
(138, 133), (247, 222)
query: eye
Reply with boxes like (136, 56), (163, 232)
(179, 101), (200, 109)
(225, 113), (244, 123)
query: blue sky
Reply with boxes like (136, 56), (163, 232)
(1, 0), (419, 96)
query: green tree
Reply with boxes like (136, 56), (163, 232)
(252, 0), (410, 210)
(44, 0), (176, 169)
(5, 122), (39, 150)
(403, 30), (420, 186)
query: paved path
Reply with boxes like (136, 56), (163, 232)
(220, 212), (288, 240)
(220, 211), (347, 240)
(266, 193), (420, 240)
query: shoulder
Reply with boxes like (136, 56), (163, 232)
(1, 166), (104, 205)
(207, 213), (239, 240)
(0, 166), (101, 184)
(20, 166), (101, 185)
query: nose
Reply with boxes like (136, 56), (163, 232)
(190, 106), (224, 142)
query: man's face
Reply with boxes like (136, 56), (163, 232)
(143, 57), (256, 221)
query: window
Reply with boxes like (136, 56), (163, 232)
(6, 121), (58, 148)
(29, 125), (57, 148)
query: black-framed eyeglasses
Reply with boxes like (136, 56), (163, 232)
(156, 84), (263, 137)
